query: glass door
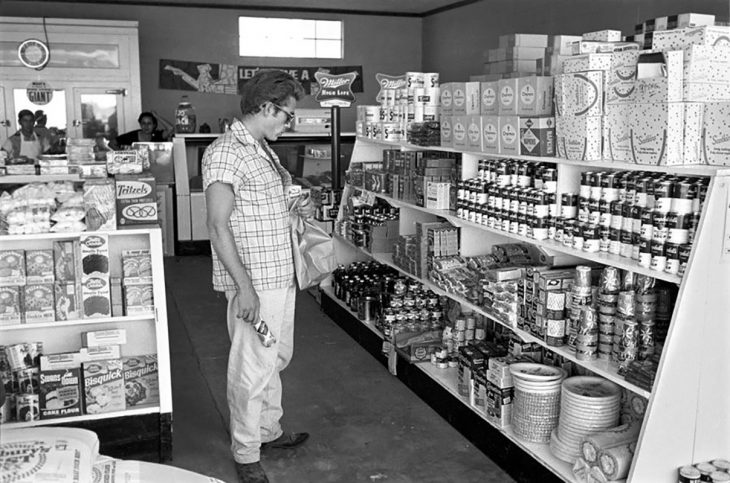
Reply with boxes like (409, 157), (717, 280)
(71, 87), (126, 146)
(11, 86), (68, 154)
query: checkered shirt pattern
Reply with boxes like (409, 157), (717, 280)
(202, 120), (293, 292)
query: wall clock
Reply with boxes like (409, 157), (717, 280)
(18, 38), (50, 70)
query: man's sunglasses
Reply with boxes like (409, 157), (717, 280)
(272, 103), (295, 125)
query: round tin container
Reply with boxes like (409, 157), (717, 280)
(650, 241), (667, 272)
(666, 212), (690, 245)
(654, 178), (675, 213)
(671, 181), (695, 215)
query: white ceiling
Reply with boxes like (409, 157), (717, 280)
(99, 0), (473, 16)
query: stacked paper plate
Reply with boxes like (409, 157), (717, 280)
(550, 376), (621, 463)
(509, 363), (567, 443)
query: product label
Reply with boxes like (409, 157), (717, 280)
(482, 88), (497, 108)
(501, 123), (517, 144)
(520, 84), (536, 106)
(500, 86), (515, 107)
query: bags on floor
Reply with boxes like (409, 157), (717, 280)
(290, 200), (336, 290)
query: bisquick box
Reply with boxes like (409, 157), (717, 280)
(481, 116), (500, 154)
(603, 104), (633, 162)
(702, 102), (730, 165)
(82, 358), (125, 414)
(498, 116), (520, 155)
(516, 76), (553, 116)
(25, 250), (54, 284)
(497, 78), (519, 114)
(554, 71), (605, 117)
(0, 286), (22, 325)
(122, 355), (159, 407)
(39, 353), (83, 419)
(115, 175), (158, 227)
(452, 116), (468, 149)
(54, 282), (80, 321)
(563, 53), (613, 74)
(630, 102), (703, 165)
(653, 25), (729, 50)
(499, 33), (549, 49)
(480, 82), (499, 115)
(123, 284), (154, 316)
(53, 240), (79, 282)
(466, 116), (483, 151)
(23, 284), (55, 324)
(583, 30), (622, 42)
(520, 117), (555, 156)
(0, 250), (26, 286)
(82, 329), (127, 347)
(556, 115), (603, 161)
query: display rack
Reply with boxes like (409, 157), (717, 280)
(1, 227), (172, 462)
(330, 136), (730, 482)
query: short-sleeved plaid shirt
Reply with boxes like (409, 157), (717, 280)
(202, 119), (293, 292)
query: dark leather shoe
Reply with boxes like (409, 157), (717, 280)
(235, 461), (269, 483)
(261, 432), (309, 450)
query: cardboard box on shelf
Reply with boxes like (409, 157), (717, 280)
(439, 83), (454, 116)
(516, 76), (553, 116)
(0, 286), (22, 325)
(122, 355), (159, 407)
(550, 35), (582, 55)
(497, 78), (519, 115)
(23, 284), (55, 324)
(25, 250), (54, 285)
(582, 29), (622, 42)
(115, 174), (158, 227)
(702, 102), (730, 166)
(603, 103), (633, 162)
(605, 50), (641, 104)
(633, 50), (684, 104)
(426, 182), (451, 210)
(82, 328), (127, 347)
(554, 71), (605, 117)
(498, 116), (521, 156)
(653, 25), (730, 50)
(466, 116), (483, 151)
(451, 82), (481, 116)
(39, 357), (83, 419)
(556, 115), (603, 161)
(520, 117), (555, 156)
(53, 240), (79, 282)
(499, 33), (549, 49)
(480, 81), (499, 114)
(0, 250), (25, 287)
(452, 116), (468, 149)
(676, 13), (716, 29)
(123, 284), (154, 316)
(440, 116), (453, 147)
(481, 116), (500, 154)
(629, 102), (703, 165)
(563, 53), (613, 73)
(82, 358), (125, 414)
(572, 41), (640, 55)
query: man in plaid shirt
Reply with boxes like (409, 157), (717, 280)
(203, 70), (310, 483)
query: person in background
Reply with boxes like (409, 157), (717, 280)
(202, 70), (310, 483)
(114, 111), (170, 148)
(1, 109), (50, 159)
(33, 110), (52, 142)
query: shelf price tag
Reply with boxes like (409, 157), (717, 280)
(314, 71), (356, 108)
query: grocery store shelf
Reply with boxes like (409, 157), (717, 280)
(0, 227), (160, 242)
(0, 174), (82, 184)
(334, 233), (652, 399)
(2, 405), (160, 430)
(417, 363), (576, 482)
(0, 314), (155, 332)
(320, 285), (384, 340)
(361, 188), (683, 285)
(356, 135), (722, 177)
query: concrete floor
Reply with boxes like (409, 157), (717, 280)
(163, 255), (515, 483)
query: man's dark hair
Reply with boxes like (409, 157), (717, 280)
(18, 109), (34, 122)
(138, 111), (158, 128)
(239, 69), (305, 116)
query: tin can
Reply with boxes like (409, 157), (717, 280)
(588, 199), (600, 225)
(665, 242), (680, 275)
(610, 201), (623, 230)
(620, 230), (633, 258)
(545, 319), (566, 346)
(543, 168), (557, 193)
(583, 225), (600, 253)
(634, 177), (651, 208)
(561, 193), (578, 219)
(563, 220), (575, 248)
(650, 241), (667, 272)
(15, 367), (39, 394)
(654, 179), (674, 213)
(573, 224), (585, 250)
(652, 211), (668, 243)
(617, 291), (635, 317)
(580, 171), (592, 199)
(678, 244), (692, 277)
(696, 463), (718, 482)
(678, 465), (701, 483)
(590, 172), (603, 201)
(710, 471), (730, 483)
(599, 226), (611, 252)
(609, 228), (621, 255)
(672, 181), (695, 215)
(555, 217), (565, 243)
(638, 238), (652, 268)
(16, 393), (40, 421)
(667, 212), (690, 244)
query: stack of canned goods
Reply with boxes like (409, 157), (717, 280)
(337, 203), (399, 250)
(332, 262), (446, 353)
(456, 158), (559, 237)
(1, 342), (43, 423)
(679, 459), (730, 482)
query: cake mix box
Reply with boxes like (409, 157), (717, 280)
(122, 355), (159, 407)
(0, 250), (26, 286)
(121, 249), (153, 285)
(516, 76), (553, 116)
(54, 282), (80, 321)
(0, 286), (22, 325)
(25, 250), (54, 284)
(557, 115), (603, 161)
(79, 234), (110, 280)
(497, 78), (519, 115)
(53, 240), (79, 282)
(115, 175), (158, 227)
(480, 81), (499, 115)
(554, 71), (605, 117)
(702, 102), (730, 165)
(498, 116), (520, 155)
(81, 276), (112, 318)
(603, 104), (633, 161)
(630, 102), (704, 165)
(466, 116), (483, 151)
(123, 284), (154, 316)
(39, 353), (83, 419)
(23, 284), (55, 324)
(520, 117), (555, 156)
(82, 358), (125, 414)
(481, 116), (500, 154)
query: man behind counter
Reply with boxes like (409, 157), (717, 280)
(1, 109), (50, 160)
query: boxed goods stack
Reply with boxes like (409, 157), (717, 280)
(378, 149), (459, 208)
(483, 34), (549, 78)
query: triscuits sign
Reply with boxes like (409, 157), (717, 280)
(314, 71), (357, 107)
(26, 80), (53, 105)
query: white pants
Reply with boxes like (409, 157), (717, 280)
(225, 283), (296, 464)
